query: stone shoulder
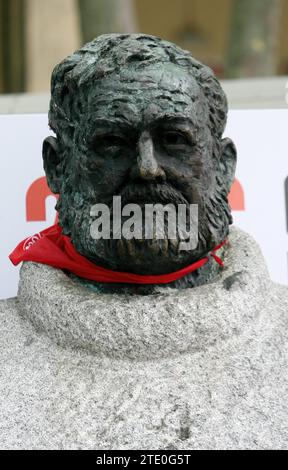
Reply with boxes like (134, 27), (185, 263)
(272, 282), (288, 307)
(267, 282), (288, 342)
(0, 297), (17, 314)
(0, 297), (20, 336)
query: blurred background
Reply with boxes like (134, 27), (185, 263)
(1, 0), (288, 297)
(0, 0), (288, 110)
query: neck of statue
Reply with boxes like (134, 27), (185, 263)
(68, 245), (227, 295)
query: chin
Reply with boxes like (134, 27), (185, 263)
(59, 187), (232, 275)
(100, 236), (200, 275)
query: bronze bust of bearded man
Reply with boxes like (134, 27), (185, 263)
(1, 34), (288, 450)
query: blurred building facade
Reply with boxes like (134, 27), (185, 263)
(0, 0), (288, 93)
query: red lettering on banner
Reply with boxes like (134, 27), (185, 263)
(228, 178), (245, 211)
(26, 176), (58, 222)
(26, 176), (245, 223)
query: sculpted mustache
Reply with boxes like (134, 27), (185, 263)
(114, 183), (189, 207)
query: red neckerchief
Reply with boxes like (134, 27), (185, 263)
(9, 224), (226, 285)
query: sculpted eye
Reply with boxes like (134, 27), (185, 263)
(93, 134), (127, 150)
(161, 131), (191, 147)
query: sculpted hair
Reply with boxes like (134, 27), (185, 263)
(49, 33), (228, 143)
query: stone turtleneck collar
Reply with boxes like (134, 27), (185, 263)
(17, 226), (271, 360)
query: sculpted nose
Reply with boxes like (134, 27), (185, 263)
(131, 131), (165, 181)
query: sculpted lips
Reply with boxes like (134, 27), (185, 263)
(118, 182), (189, 207)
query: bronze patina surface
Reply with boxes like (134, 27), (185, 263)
(43, 34), (237, 290)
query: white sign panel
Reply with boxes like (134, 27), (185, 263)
(0, 110), (287, 300)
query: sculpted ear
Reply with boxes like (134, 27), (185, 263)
(220, 137), (237, 193)
(42, 136), (61, 194)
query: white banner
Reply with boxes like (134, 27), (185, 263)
(0, 110), (287, 299)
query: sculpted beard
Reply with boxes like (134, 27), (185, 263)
(105, 182), (192, 273)
(56, 170), (231, 274)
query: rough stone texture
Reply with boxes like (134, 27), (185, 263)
(0, 226), (288, 450)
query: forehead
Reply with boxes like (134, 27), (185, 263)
(83, 63), (208, 130)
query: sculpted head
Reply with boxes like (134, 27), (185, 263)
(43, 34), (236, 275)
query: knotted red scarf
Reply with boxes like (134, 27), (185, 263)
(9, 224), (226, 285)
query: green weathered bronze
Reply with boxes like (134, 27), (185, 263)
(43, 33), (237, 291)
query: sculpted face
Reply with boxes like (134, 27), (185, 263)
(44, 36), (236, 276)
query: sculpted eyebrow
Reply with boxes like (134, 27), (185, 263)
(92, 118), (132, 127)
(148, 114), (196, 127)
(87, 119), (134, 147)
(149, 115), (198, 132)
(91, 118), (134, 134)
